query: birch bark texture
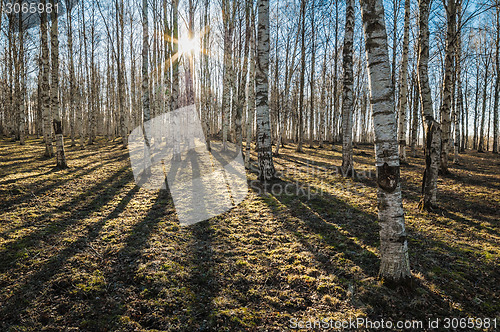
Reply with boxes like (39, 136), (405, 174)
(256, 0), (276, 181)
(51, 0), (67, 168)
(222, 0), (234, 151)
(142, 0), (150, 125)
(296, 0), (306, 153)
(341, 0), (355, 177)
(40, 1), (53, 158)
(454, 0), (463, 163)
(359, 0), (411, 283)
(397, 0), (411, 163)
(171, 0), (181, 161)
(493, 0), (500, 154)
(246, 8), (256, 168)
(418, 0), (441, 210)
(439, 0), (456, 174)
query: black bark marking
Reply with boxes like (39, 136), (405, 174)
(377, 162), (400, 193)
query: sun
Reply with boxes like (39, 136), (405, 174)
(178, 35), (200, 55)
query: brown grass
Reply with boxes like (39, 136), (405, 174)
(0, 137), (498, 331)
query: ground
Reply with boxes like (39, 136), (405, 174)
(0, 137), (498, 331)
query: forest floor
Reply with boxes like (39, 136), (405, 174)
(0, 137), (499, 331)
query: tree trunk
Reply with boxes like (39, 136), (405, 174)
(410, 72), (420, 156)
(439, 0), (456, 174)
(308, 0), (316, 148)
(171, 0), (181, 161)
(143, 0), (151, 154)
(453, 0), (463, 163)
(41, 1), (53, 157)
(256, 0), (276, 181)
(236, 0), (251, 153)
(222, 0), (234, 151)
(67, 3), (76, 147)
(201, 0), (211, 151)
(473, 64), (480, 150)
(332, 1), (339, 147)
(245, 10), (256, 168)
(360, 0), (411, 284)
(51, 0), (67, 168)
(296, 0), (307, 152)
(397, 0), (410, 163)
(494, 0), (500, 154)
(478, 57), (490, 153)
(418, 0), (441, 211)
(117, 0), (127, 147)
(341, 0), (354, 177)
(318, 39), (329, 149)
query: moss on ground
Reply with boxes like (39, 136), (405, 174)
(0, 137), (498, 331)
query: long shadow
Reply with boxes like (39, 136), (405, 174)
(104, 150), (220, 330)
(277, 153), (378, 188)
(0, 169), (55, 186)
(257, 180), (499, 319)
(252, 179), (380, 278)
(0, 152), (130, 212)
(182, 151), (219, 330)
(100, 189), (175, 330)
(183, 220), (218, 331)
(278, 153), (338, 172)
(0, 164), (133, 274)
(442, 167), (500, 191)
(0, 184), (141, 328)
(439, 208), (500, 237)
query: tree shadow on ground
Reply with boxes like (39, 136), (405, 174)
(0, 164), (132, 275)
(0, 181), (140, 328)
(255, 177), (498, 319)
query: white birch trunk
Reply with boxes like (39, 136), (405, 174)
(360, 0), (411, 283)
(222, 0), (234, 151)
(50, 0), (67, 168)
(246, 12), (256, 169)
(418, 0), (441, 210)
(256, 0), (276, 181)
(439, 0), (456, 174)
(41, 1), (53, 157)
(341, 0), (355, 177)
(397, 0), (410, 163)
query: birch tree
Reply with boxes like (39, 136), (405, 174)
(397, 0), (410, 163)
(439, 0), (457, 174)
(341, 0), (354, 177)
(222, 0), (235, 151)
(51, 0), (67, 168)
(453, 0), (463, 163)
(66, 0), (77, 147)
(308, 0), (316, 148)
(142, 0), (151, 175)
(17, 6), (26, 146)
(41, 0), (53, 157)
(360, 0), (411, 284)
(245, 9), (256, 168)
(418, 0), (441, 210)
(493, 0), (499, 154)
(256, 0), (276, 181)
(235, 0), (251, 152)
(296, 0), (306, 153)
(171, 0), (181, 161)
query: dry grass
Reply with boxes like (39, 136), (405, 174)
(0, 137), (498, 331)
